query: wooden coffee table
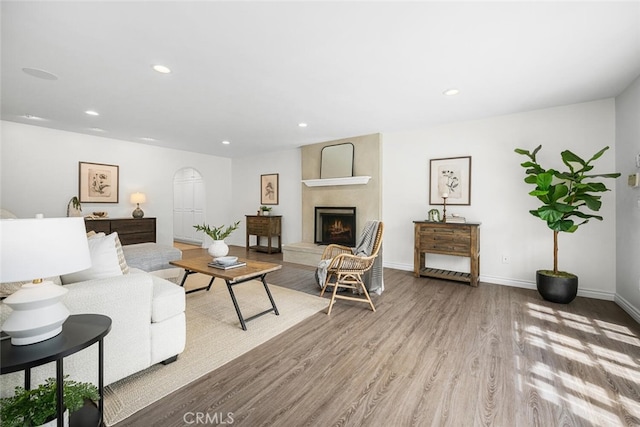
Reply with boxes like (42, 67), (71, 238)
(170, 256), (281, 330)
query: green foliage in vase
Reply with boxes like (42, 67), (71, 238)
(193, 220), (241, 240)
(0, 376), (99, 427)
(515, 145), (620, 275)
(66, 196), (82, 217)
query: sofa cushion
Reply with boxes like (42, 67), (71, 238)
(86, 231), (129, 274)
(113, 233), (130, 274)
(61, 232), (123, 284)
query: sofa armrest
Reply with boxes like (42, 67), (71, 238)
(62, 274), (154, 384)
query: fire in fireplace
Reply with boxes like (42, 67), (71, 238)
(315, 207), (356, 246)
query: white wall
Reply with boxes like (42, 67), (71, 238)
(0, 121), (232, 246)
(2, 98), (629, 307)
(228, 148), (302, 247)
(614, 75), (640, 322)
(382, 99), (618, 300)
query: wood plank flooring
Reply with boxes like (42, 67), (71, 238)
(115, 245), (640, 426)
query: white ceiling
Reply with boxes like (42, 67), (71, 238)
(2, 1), (639, 158)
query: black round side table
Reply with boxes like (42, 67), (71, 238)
(1, 314), (112, 427)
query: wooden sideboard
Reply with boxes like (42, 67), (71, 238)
(85, 217), (156, 245)
(413, 221), (481, 287)
(245, 215), (282, 254)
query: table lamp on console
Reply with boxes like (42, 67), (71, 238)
(0, 216), (91, 345)
(131, 192), (146, 218)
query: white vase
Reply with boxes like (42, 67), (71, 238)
(39, 409), (69, 427)
(208, 240), (229, 258)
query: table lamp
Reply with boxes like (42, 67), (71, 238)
(0, 217), (91, 345)
(131, 192), (146, 218)
(441, 192), (449, 222)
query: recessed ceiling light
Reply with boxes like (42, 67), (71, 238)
(298, 123), (308, 128)
(443, 88), (460, 96)
(140, 137), (156, 142)
(85, 110), (99, 116)
(152, 64), (171, 74)
(22, 67), (58, 80)
(23, 114), (45, 121)
(89, 127), (105, 132)
(222, 140), (231, 145)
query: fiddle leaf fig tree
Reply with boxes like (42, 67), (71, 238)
(515, 145), (620, 276)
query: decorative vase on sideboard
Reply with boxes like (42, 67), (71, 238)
(208, 240), (229, 258)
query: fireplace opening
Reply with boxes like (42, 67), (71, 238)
(315, 207), (356, 247)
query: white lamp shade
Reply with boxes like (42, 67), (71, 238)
(130, 192), (146, 204)
(0, 217), (91, 282)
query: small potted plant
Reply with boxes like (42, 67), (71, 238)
(193, 220), (241, 258)
(66, 196), (82, 217)
(0, 376), (99, 427)
(260, 206), (272, 216)
(515, 145), (620, 303)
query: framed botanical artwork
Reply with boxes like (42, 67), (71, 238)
(79, 161), (119, 203)
(260, 173), (279, 205)
(429, 156), (471, 205)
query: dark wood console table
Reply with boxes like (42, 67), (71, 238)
(413, 221), (481, 287)
(245, 215), (282, 254)
(1, 314), (112, 427)
(85, 217), (156, 245)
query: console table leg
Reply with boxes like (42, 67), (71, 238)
(99, 338), (104, 424)
(56, 359), (64, 427)
(24, 368), (31, 390)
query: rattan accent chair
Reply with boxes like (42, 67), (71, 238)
(319, 221), (384, 315)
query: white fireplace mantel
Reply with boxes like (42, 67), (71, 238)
(302, 176), (371, 187)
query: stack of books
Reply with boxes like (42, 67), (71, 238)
(207, 260), (247, 270)
(445, 215), (466, 223)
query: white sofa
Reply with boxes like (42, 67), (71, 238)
(0, 242), (186, 396)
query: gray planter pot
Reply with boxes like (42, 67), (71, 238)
(536, 270), (578, 304)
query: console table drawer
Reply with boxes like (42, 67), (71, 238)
(110, 219), (155, 233)
(85, 220), (111, 234)
(420, 230), (470, 255)
(85, 218), (156, 245)
(419, 242), (470, 256)
(247, 218), (280, 234)
(248, 223), (269, 234)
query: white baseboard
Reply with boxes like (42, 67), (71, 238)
(383, 262), (616, 301)
(614, 294), (640, 324)
(383, 261), (413, 271)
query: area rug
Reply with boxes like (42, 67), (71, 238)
(103, 275), (328, 426)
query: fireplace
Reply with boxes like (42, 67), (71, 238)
(315, 207), (356, 246)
